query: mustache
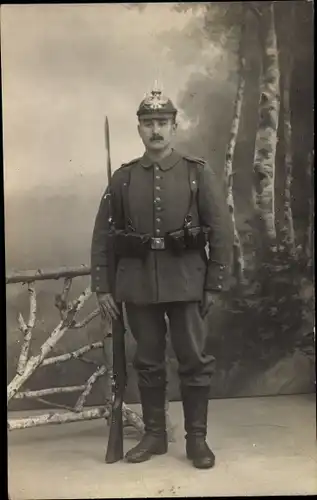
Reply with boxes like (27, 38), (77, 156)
(150, 135), (164, 141)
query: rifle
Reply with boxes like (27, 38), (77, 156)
(104, 116), (127, 464)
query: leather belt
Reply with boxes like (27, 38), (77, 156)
(150, 237), (166, 250)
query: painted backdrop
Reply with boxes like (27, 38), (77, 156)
(3, 2), (314, 410)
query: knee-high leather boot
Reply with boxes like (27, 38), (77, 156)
(181, 386), (215, 469)
(125, 387), (168, 463)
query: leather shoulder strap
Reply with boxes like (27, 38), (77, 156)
(183, 154), (207, 166)
(184, 161), (199, 226)
(121, 157), (141, 168)
(120, 164), (134, 230)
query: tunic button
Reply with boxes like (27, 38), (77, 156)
(156, 206), (162, 212)
(156, 186), (161, 191)
(156, 229), (161, 234)
(217, 284), (222, 290)
(96, 286), (100, 291)
(219, 275), (223, 280)
(155, 197), (161, 202)
(156, 218), (161, 223)
(155, 175), (160, 180)
(155, 166), (160, 171)
(96, 276), (100, 281)
(96, 266), (100, 271)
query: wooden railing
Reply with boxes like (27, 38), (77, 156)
(6, 266), (144, 433)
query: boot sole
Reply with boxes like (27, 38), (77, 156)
(125, 449), (168, 463)
(186, 454), (215, 469)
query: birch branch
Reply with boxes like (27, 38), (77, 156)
(17, 285), (37, 375)
(122, 403), (145, 434)
(6, 265), (91, 284)
(17, 313), (27, 334)
(55, 278), (73, 321)
(7, 287), (92, 403)
(8, 402), (144, 433)
(74, 365), (107, 412)
(70, 308), (100, 329)
(42, 342), (103, 366)
(61, 277), (72, 302)
(79, 356), (100, 366)
(8, 407), (109, 431)
(14, 385), (86, 399)
(29, 397), (75, 412)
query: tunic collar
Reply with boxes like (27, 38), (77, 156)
(140, 149), (182, 171)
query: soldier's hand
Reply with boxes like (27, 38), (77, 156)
(96, 293), (120, 321)
(200, 291), (221, 318)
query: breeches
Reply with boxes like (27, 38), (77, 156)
(125, 302), (215, 388)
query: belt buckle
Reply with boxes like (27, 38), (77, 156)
(151, 237), (165, 250)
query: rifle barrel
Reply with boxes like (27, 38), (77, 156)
(105, 116), (112, 184)
(103, 115), (126, 464)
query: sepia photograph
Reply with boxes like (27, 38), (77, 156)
(3, 1), (315, 498)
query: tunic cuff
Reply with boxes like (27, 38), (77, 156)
(90, 265), (111, 293)
(205, 260), (229, 292)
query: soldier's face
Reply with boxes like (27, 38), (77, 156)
(138, 116), (177, 151)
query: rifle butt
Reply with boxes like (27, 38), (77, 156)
(105, 403), (124, 463)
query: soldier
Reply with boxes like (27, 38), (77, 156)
(91, 88), (233, 469)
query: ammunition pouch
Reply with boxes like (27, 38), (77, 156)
(165, 229), (186, 254)
(184, 226), (210, 250)
(106, 225), (210, 259)
(166, 226), (210, 254)
(112, 230), (151, 259)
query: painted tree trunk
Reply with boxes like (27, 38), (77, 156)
(281, 73), (296, 256)
(279, 4), (296, 257)
(224, 9), (247, 284)
(252, 2), (280, 253)
(303, 151), (314, 266)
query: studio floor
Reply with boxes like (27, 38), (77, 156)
(8, 394), (317, 498)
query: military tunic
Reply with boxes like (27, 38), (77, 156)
(91, 149), (233, 304)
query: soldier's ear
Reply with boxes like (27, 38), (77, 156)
(172, 120), (178, 133)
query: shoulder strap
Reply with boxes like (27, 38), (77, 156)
(120, 164), (134, 231)
(184, 159), (200, 227)
(183, 154), (206, 166)
(121, 157), (141, 168)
